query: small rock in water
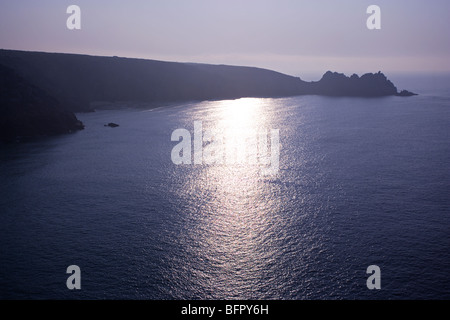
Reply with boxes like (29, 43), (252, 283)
(105, 123), (119, 128)
(396, 90), (418, 97)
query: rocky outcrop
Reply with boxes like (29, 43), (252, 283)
(309, 71), (400, 97)
(396, 90), (418, 97)
(104, 123), (119, 128)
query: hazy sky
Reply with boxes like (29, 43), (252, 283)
(1, 0), (449, 79)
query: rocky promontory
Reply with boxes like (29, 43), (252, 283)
(309, 71), (399, 97)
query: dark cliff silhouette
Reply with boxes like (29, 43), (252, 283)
(310, 71), (396, 96)
(0, 64), (84, 142)
(0, 50), (416, 114)
(0, 49), (417, 140)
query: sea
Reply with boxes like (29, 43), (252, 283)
(1, 73), (449, 300)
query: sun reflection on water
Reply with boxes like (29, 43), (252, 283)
(170, 98), (289, 299)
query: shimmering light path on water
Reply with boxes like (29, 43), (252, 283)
(1, 84), (449, 299)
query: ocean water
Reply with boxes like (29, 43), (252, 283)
(1, 74), (449, 300)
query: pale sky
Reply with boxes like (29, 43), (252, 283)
(1, 0), (449, 79)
